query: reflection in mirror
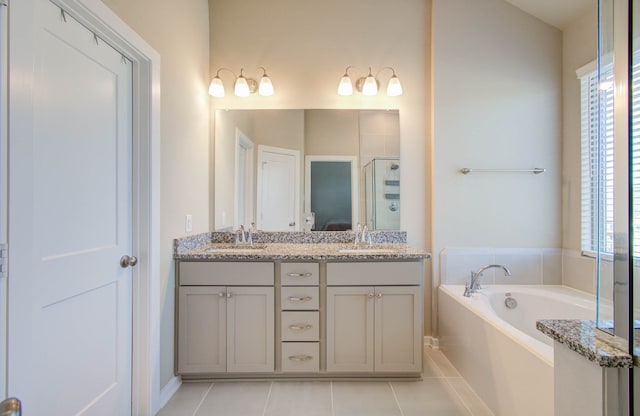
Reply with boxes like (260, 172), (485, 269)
(214, 109), (400, 232)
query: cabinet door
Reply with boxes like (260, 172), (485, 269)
(326, 286), (374, 372)
(178, 286), (226, 374)
(226, 286), (275, 373)
(374, 286), (423, 373)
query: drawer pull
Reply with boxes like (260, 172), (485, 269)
(287, 272), (313, 278)
(288, 324), (313, 331)
(288, 355), (313, 362)
(288, 296), (313, 302)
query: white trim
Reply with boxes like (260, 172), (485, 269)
(10, 1), (161, 414)
(0, 0), (7, 399)
(304, 155), (359, 230)
(423, 336), (439, 349)
(158, 375), (181, 411)
(234, 128), (254, 228)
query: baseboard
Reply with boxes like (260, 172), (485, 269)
(159, 375), (182, 410)
(424, 336), (440, 349)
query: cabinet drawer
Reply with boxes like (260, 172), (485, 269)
(327, 262), (423, 286)
(281, 287), (319, 310)
(281, 342), (320, 373)
(281, 263), (319, 286)
(179, 262), (274, 286)
(281, 311), (319, 341)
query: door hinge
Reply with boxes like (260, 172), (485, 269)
(0, 243), (6, 278)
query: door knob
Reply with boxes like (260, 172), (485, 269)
(289, 222), (296, 227)
(120, 255), (138, 268)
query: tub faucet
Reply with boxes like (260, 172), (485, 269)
(463, 264), (512, 297)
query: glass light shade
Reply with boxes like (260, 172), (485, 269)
(386, 75), (403, 96)
(337, 75), (353, 96)
(234, 76), (250, 97)
(208, 77), (225, 97)
(258, 75), (274, 96)
(362, 75), (378, 96)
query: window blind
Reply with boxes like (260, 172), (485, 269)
(580, 59), (640, 257)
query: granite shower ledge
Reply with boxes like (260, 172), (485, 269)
(536, 320), (633, 368)
(174, 242), (430, 261)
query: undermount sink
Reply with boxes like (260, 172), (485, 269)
(205, 244), (267, 253)
(338, 247), (398, 254)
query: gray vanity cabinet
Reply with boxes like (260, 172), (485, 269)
(326, 262), (423, 374)
(177, 262), (274, 375)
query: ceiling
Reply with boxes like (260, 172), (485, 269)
(504, 0), (595, 29)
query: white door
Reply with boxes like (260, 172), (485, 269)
(8, 1), (133, 414)
(256, 145), (299, 231)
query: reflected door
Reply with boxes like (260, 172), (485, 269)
(256, 145), (300, 231)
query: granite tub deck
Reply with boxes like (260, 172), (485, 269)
(174, 231), (431, 261)
(536, 320), (634, 368)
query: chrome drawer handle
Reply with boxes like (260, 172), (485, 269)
(287, 272), (313, 278)
(288, 296), (312, 302)
(288, 324), (313, 331)
(288, 355), (313, 362)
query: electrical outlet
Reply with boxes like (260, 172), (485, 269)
(185, 214), (193, 233)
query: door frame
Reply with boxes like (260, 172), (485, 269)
(5, 0), (161, 414)
(234, 128), (254, 229)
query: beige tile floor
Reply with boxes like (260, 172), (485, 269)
(157, 347), (494, 416)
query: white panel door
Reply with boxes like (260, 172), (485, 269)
(256, 145), (299, 231)
(8, 1), (133, 414)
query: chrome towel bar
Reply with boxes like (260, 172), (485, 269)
(460, 167), (546, 175)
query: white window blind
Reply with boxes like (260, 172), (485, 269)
(580, 59), (640, 257)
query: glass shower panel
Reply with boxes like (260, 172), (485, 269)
(596, 0), (616, 333)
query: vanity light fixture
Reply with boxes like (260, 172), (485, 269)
(208, 67), (274, 98)
(337, 66), (403, 97)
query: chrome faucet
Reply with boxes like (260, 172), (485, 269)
(354, 224), (372, 245)
(463, 264), (512, 297)
(236, 224), (254, 245)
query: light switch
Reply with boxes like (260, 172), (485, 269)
(185, 214), (193, 233)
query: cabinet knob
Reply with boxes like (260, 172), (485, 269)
(288, 296), (312, 302)
(218, 292), (225, 298)
(288, 324), (313, 331)
(226, 292), (233, 298)
(367, 293), (375, 298)
(376, 293), (383, 298)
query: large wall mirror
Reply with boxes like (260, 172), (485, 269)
(214, 109), (400, 232)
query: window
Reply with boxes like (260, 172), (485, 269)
(579, 58), (640, 257)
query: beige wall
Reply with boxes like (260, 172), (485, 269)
(305, 110), (359, 156)
(101, 0), (211, 389)
(432, 0), (562, 329)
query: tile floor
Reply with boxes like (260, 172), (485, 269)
(157, 347), (493, 416)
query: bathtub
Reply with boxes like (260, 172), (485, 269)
(438, 285), (595, 416)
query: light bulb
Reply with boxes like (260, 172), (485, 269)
(259, 75), (274, 96)
(386, 75), (403, 96)
(234, 76), (250, 97)
(208, 76), (225, 97)
(362, 75), (378, 96)
(338, 75), (353, 96)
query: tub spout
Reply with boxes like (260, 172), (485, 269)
(463, 264), (512, 297)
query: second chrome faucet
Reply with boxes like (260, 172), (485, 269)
(463, 264), (512, 297)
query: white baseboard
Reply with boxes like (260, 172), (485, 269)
(424, 336), (440, 349)
(159, 375), (182, 410)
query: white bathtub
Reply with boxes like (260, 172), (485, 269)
(438, 285), (595, 416)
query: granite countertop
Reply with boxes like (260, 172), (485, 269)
(173, 231), (430, 261)
(174, 242), (430, 261)
(536, 320), (633, 368)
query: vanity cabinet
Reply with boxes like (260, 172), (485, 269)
(177, 262), (274, 375)
(326, 262), (423, 374)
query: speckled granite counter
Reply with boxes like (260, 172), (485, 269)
(174, 231), (430, 261)
(536, 320), (633, 368)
